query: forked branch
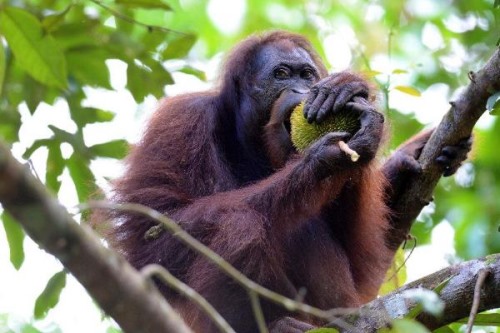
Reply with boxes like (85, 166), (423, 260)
(389, 47), (500, 248)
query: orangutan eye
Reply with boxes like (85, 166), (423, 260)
(301, 68), (315, 80)
(274, 67), (290, 80)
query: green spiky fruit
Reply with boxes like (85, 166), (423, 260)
(290, 102), (360, 152)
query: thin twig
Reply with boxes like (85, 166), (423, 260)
(338, 141), (360, 162)
(465, 268), (491, 333)
(249, 290), (268, 333)
(26, 159), (41, 181)
(89, 0), (190, 36)
(384, 236), (417, 283)
(80, 201), (358, 322)
(141, 264), (235, 333)
(383, 28), (395, 114)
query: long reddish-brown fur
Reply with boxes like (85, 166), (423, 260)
(99, 31), (399, 333)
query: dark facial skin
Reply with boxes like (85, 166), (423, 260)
(250, 42), (320, 121)
(255, 42), (384, 170)
(232, 41), (322, 169)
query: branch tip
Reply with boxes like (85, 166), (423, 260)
(468, 71), (476, 83)
(465, 268), (491, 333)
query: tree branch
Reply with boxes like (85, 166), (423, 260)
(0, 142), (192, 333)
(328, 254), (500, 332)
(389, 47), (500, 245)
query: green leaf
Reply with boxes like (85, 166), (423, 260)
(34, 271), (67, 319)
(114, 7), (135, 34)
(0, 37), (5, 98)
(393, 85), (421, 97)
(52, 20), (101, 50)
(432, 326), (454, 333)
(116, 0), (173, 10)
(379, 247), (407, 295)
(42, 5), (73, 32)
(49, 125), (88, 156)
(495, 0), (500, 8)
(66, 47), (111, 88)
(1, 211), (25, 270)
(71, 107), (115, 127)
(486, 92), (500, 115)
(0, 7), (67, 89)
(17, 71), (59, 114)
(66, 153), (96, 202)
(433, 276), (453, 294)
(162, 34), (197, 59)
(127, 60), (173, 101)
(106, 328), (123, 333)
(362, 70), (382, 78)
(46, 142), (65, 193)
(179, 65), (207, 81)
(392, 69), (408, 74)
(49, 126), (76, 143)
(457, 313), (500, 326)
(22, 75), (50, 114)
(106, 31), (145, 62)
(22, 139), (51, 159)
(127, 62), (151, 101)
(0, 105), (21, 142)
(89, 140), (128, 159)
(379, 319), (431, 333)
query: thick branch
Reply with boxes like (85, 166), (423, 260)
(0, 142), (192, 333)
(329, 254), (500, 332)
(391, 48), (500, 241)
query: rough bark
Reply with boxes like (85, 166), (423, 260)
(388, 47), (500, 247)
(0, 142), (192, 333)
(328, 254), (500, 332)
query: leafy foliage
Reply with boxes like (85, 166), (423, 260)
(0, 313), (63, 333)
(0, 7), (67, 89)
(1, 211), (24, 269)
(34, 271), (67, 320)
(457, 313), (500, 326)
(0, 0), (199, 328)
